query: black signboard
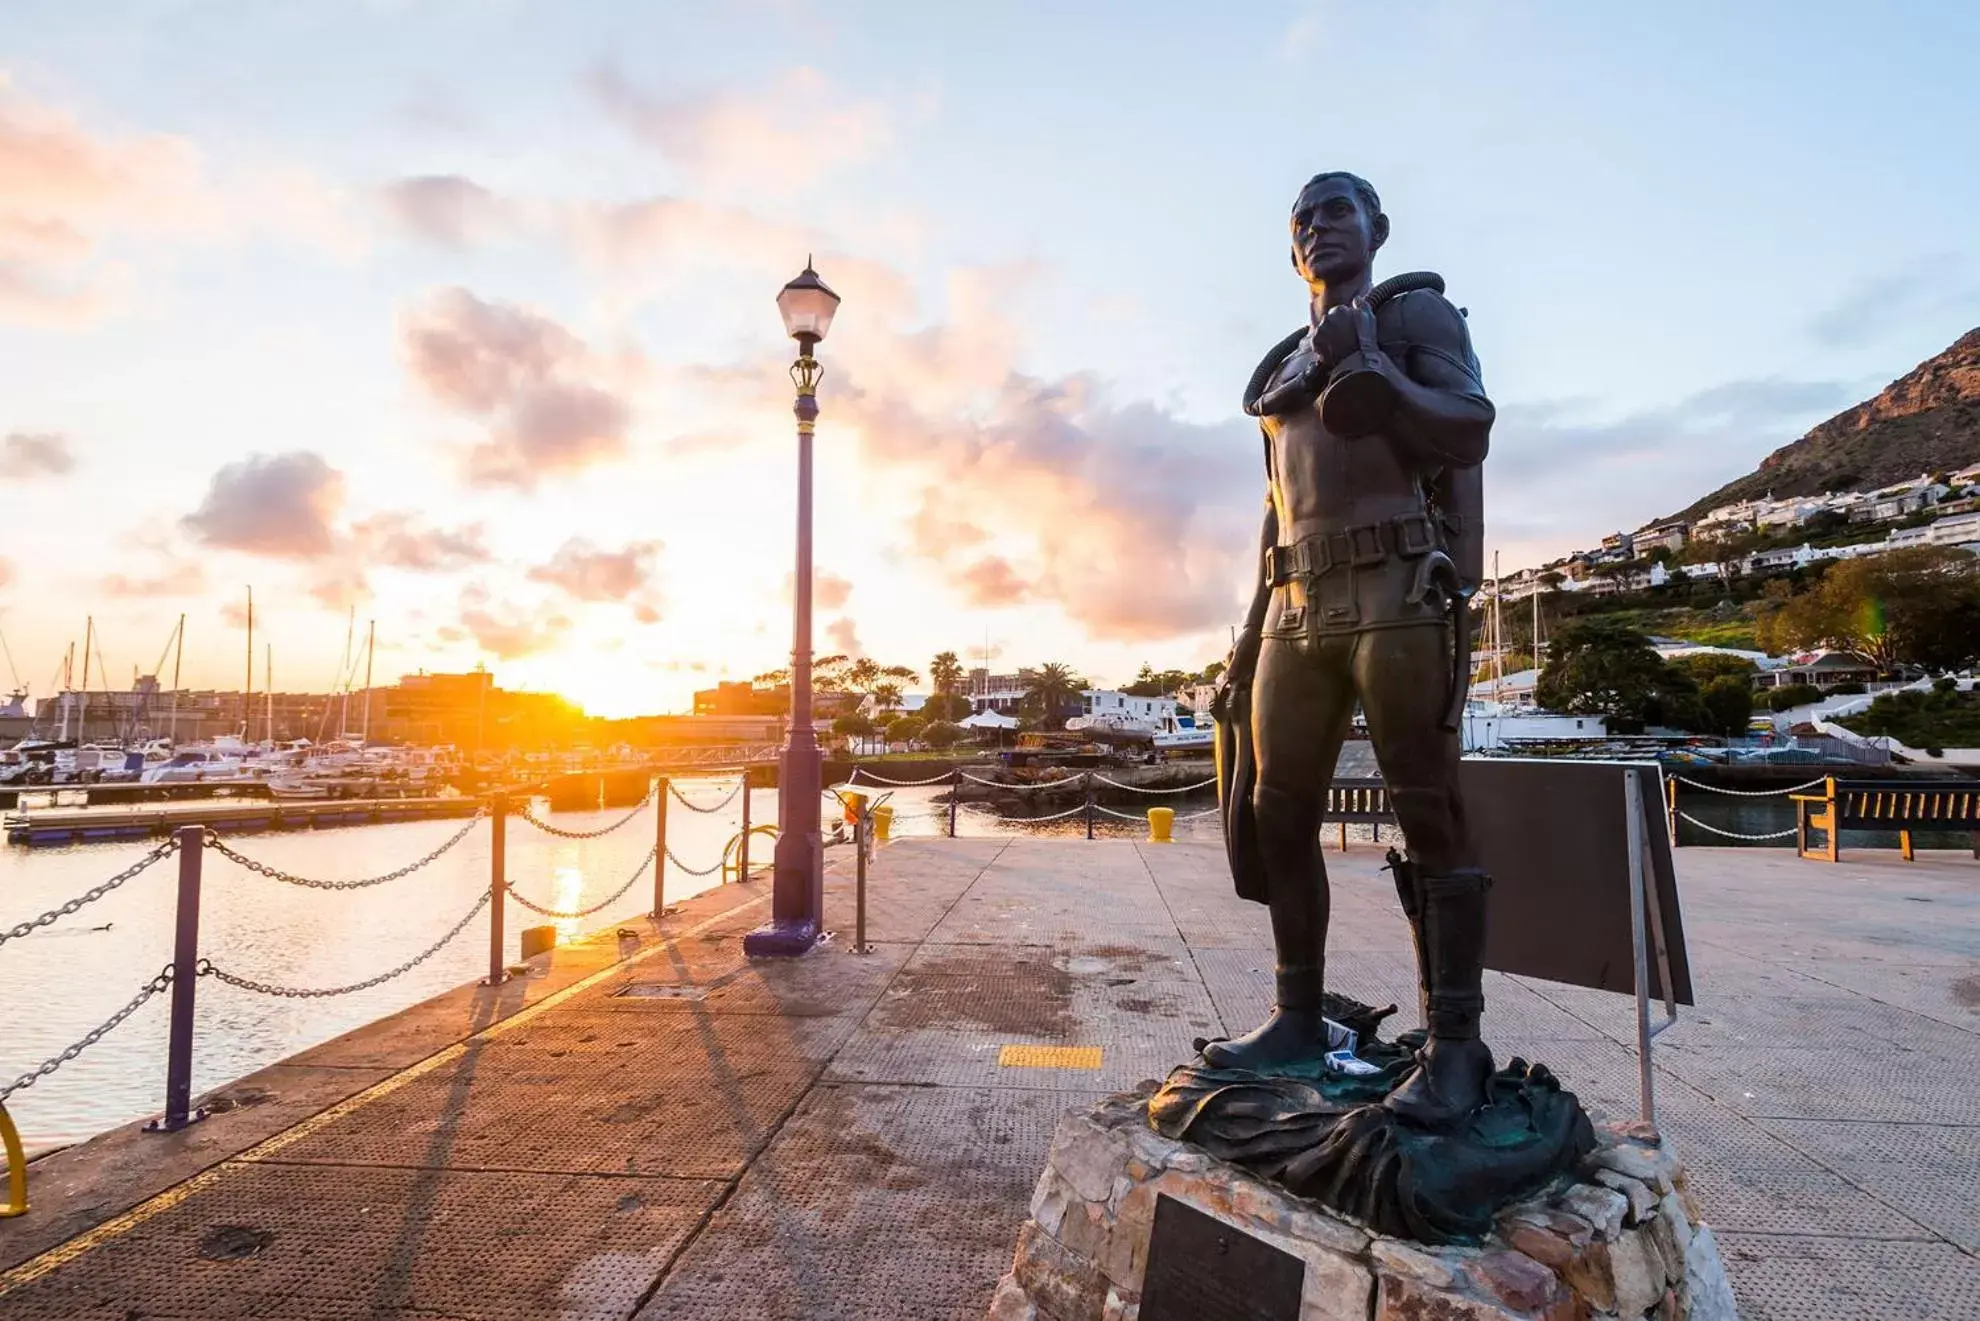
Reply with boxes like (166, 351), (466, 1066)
(1141, 1194), (1304, 1321)
(1458, 759), (1694, 1005)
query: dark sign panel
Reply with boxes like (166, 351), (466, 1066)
(1141, 1194), (1305, 1321)
(1457, 759), (1694, 1005)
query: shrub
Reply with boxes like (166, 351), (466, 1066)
(921, 721), (963, 749)
(1933, 676), (1958, 694)
(1828, 680), (1867, 696)
(1767, 684), (1819, 712)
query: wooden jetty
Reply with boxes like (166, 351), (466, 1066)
(4, 795), (481, 846)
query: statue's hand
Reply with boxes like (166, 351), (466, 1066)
(1211, 628), (1261, 719)
(1311, 302), (1361, 370)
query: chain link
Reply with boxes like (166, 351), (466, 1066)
(1, 836), (182, 950)
(1674, 811), (1798, 842)
(847, 767), (957, 787)
(1002, 802), (1091, 822)
(1, 965), (173, 1101)
(666, 779), (743, 813)
(1089, 775), (1217, 795)
(664, 845), (725, 877)
(514, 789), (653, 839)
(959, 772), (1087, 790)
(1673, 776), (1827, 798)
(199, 890), (492, 998)
(1091, 804), (1152, 821)
(203, 811), (484, 890)
(505, 848), (655, 919)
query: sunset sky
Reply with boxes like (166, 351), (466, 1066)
(2, 2), (1977, 717)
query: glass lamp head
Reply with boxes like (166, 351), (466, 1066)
(777, 259), (840, 347)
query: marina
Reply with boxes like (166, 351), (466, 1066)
(4, 793), (482, 845)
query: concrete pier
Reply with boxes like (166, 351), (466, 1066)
(1, 839), (1975, 1319)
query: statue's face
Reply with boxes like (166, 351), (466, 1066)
(1291, 177), (1381, 285)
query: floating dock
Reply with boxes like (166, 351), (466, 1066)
(0, 840), (1973, 1316)
(3, 794), (481, 845)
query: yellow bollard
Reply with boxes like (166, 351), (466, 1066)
(1147, 807), (1175, 843)
(873, 804), (894, 841)
(2, 1101), (27, 1217)
(841, 789), (867, 827)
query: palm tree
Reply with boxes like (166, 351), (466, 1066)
(929, 650), (964, 695)
(1022, 662), (1086, 729)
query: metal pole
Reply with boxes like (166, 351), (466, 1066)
(854, 808), (869, 953)
(746, 339), (825, 956)
(147, 825), (207, 1133)
(1085, 772), (1096, 840)
(652, 777), (669, 916)
(486, 794), (507, 985)
(1624, 768), (1656, 1133)
(737, 771), (752, 883)
(949, 769), (959, 838)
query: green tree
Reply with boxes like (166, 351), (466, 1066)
(921, 720), (963, 749)
(1668, 653), (1758, 685)
(1122, 664), (1191, 697)
(832, 713), (874, 738)
(1535, 620), (1680, 728)
(1758, 547), (1980, 670)
(929, 650), (964, 695)
(922, 692), (972, 722)
(1699, 675), (1756, 737)
(1021, 662), (1087, 729)
(885, 714), (926, 744)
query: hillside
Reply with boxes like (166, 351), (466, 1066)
(1678, 327), (1980, 519)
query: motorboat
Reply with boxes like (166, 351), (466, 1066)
(1152, 712), (1214, 753)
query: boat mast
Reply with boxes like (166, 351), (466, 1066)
(1489, 554), (1503, 706)
(78, 615), (93, 744)
(265, 643), (274, 744)
(168, 613), (185, 745)
(338, 606), (354, 738)
(243, 586), (254, 738)
(362, 620), (375, 744)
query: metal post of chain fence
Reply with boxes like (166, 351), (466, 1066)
(737, 770), (751, 883)
(146, 825), (207, 1134)
(653, 776), (670, 916)
(853, 807), (871, 955)
(1667, 777), (1680, 846)
(485, 794), (507, 986)
(1084, 772), (1096, 841)
(948, 769), (959, 838)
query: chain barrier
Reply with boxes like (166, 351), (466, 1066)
(1089, 775), (1217, 795)
(958, 772), (1087, 790)
(1091, 804), (1151, 821)
(1674, 811), (1798, 842)
(1176, 806), (1224, 821)
(1, 965), (173, 1102)
(847, 766), (958, 787)
(1005, 802), (1091, 823)
(667, 779), (743, 813)
(505, 848), (656, 920)
(199, 890), (491, 999)
(514, 788), (653, 839)
(203, 812), (484, 891)
(1, 836), (182, 951)
(665, 845), (725, 877)
(1672, 776), (1827, 798)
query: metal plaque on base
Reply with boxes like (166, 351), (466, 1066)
(1141, 1194), (1304, 1321)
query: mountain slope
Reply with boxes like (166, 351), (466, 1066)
(1678, 327), (1980, 519)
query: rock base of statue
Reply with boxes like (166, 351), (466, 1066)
(987, 1087), (1737, 1321)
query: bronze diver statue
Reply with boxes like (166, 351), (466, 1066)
(1209, 170), (1493, 1128)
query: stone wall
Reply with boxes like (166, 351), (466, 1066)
(988, 1090), (1736, 1321)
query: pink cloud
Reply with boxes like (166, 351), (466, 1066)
(350, 512), (491, 571)
(526, 537), (664, 620)
(102, 560), (207, 597)
(400, 287), (632, 487)
(456, 584), (572, 659)
(378, 174), (509, 248)
(0, 430), (75, 477)
(183, 451), (346, 559)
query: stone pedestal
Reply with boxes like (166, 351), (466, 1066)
(988, 1089), (1736, 1321)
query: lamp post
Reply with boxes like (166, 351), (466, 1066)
(744, 259), (841, 958)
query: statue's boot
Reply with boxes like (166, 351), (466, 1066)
(1201, 964), (1332, 1071)
(1386, 867), (1494, 1128)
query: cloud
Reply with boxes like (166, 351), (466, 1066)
(378, 174), (508, 248)
(1484, 375), (1864, 563)
(1806, 257), (1980, 349)
(0, 85), (204, 323)
(350, 511), (491, 571)
(955, 555), (1033, 607)
(587, 64), (891, 194)
(102, 560), (206, 597)
(456, 583), (572, 659)
(780, 570), (854, 610)
(0, 557), (12, 589)
(183, 451), (346, 558)
(826, 617), (863, 656)
(0, 430), (75, 477)
(526, 537), (663, 619)
(399, 287), (632, 487)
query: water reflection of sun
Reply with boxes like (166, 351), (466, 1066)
(552, 864), (585, 941)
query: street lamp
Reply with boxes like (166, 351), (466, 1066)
(744, 259), (842, 958)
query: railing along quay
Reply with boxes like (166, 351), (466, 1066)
(0, 772), (766, 1216)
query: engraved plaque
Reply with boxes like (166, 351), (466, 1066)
(1141, 1194), (1304, 1321)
